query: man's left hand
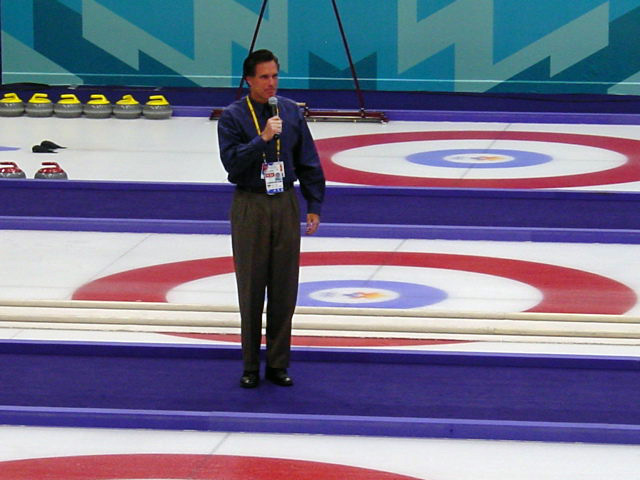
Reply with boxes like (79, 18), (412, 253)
(306, 213), (320, 235)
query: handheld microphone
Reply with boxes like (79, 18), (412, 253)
(268, 96), (278, 116)
(268, 96), (279, 139)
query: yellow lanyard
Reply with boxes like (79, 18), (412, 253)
(246, 96), (280, 162)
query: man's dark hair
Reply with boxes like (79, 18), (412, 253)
(243, 49), (279, 78)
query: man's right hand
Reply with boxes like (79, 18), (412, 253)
(261, 116), (282, 142)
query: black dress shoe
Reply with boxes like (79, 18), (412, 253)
(265, 367), (293, 386)
(240, 371), (259, 388)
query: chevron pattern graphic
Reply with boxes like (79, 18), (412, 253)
(1, 0), (640, 93)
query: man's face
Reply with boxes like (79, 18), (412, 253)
(247, 60), (279, 104)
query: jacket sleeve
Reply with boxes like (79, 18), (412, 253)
(217, 107), (267, 183)
(293, 108), (325, 215)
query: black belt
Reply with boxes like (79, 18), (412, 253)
(236, 183), (293, 194)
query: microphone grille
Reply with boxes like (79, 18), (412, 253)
(268, 96), (278, 106)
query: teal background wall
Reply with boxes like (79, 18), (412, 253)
(2, 0), (640, 94)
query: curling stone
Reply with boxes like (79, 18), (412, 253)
(34, 162), (68, 180)
(83, 94), (112, 118)
(0, 162), (26, 179)
(113, 94), (142, 119)
(0, 93), (24, 117)
(54, 94), (83, 118)
(25, 93), (54, 117)
(143, 95), (172, 119)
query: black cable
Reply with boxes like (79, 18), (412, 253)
(235, 0), (269, 100)
(330, 0), (366, 113)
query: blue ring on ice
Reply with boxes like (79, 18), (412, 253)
(406, 148), (552, 169)
(297, 279), (447, 309)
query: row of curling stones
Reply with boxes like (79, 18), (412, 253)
(0, 162), (68, 179)
(0, 93), (172, 119)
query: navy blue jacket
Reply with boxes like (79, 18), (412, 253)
(218, 95), (325, 215)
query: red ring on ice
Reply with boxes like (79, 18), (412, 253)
(72, 251), (636, 315)
(0, 453), (422, 479)
(315, 131), (640, 188)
